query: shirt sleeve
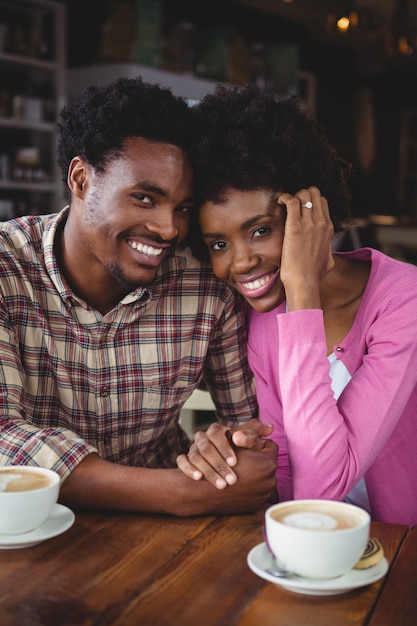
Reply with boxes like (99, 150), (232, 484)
(203, 293), (258, 427)
(0, 310), (97, 480)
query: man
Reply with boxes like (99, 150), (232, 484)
(0, 77), (276, 516)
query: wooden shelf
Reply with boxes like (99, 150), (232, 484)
(0, 0), (66, 216)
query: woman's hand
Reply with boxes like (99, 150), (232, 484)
(176, 419), (275, 489)
(278, 186), (335, 311)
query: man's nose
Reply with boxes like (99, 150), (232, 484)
(146, 210), (179, 241)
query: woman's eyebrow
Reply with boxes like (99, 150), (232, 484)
(240, 214), (269, 230)
(202, 213), (272, 239)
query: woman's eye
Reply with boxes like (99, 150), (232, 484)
(254, 226), (269, 237)
(211, 241), (227, 251)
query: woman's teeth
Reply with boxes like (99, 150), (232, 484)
(241, 274), (272, 291)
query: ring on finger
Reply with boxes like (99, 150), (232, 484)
(301, 201), (313, 209)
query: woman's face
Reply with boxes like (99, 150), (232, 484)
(199, 188), (286, 312)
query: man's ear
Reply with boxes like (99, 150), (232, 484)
(67, 157), (89, 198)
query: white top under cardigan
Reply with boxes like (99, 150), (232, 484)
(328, 353), (371, 514)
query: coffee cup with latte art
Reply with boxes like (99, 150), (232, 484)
(0, 466), (60, 535)
(265, 499), (370, 579)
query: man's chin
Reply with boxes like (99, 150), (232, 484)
(113, 272), (155, 294)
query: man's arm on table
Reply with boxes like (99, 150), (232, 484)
(59, 443), (277, 517)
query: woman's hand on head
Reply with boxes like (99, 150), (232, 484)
(176, 419), (274, 489)
(278, 186), (335, 310)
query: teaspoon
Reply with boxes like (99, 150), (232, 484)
(262, 527), (289, 578)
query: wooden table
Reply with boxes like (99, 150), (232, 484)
(0, 507), (415, 626)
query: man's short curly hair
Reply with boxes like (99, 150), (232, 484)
(189, 83), (352, 256)
(57, 76), (192, 188)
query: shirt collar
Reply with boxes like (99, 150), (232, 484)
(42, 206), (188, 310)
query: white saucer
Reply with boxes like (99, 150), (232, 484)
(247, 542), (388, 596)
(0, 504), (75, 550)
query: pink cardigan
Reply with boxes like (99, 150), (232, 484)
(248, 248), (417, 526)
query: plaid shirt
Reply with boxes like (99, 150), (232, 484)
(0, 208), (257, 479)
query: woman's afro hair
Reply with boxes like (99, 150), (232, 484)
(189, 83), (352, 234)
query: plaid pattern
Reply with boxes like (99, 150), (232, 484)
(0, 209), (257, 479)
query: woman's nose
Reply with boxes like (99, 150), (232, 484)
(231, 247), (259, 273)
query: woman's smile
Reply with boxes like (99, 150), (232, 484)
(236, 268), (280, 299)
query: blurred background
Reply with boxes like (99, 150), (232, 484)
(2, 0), (417, 260)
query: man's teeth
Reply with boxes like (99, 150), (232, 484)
(128, 241), (163, 256)
(242, 275), (271, 290)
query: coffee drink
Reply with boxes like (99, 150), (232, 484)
(0, 468), (52, 493)
(0, 466), (60, 535)
(270, 501), (362, 531)
(265, 499), (370, 579)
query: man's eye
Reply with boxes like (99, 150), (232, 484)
(134, 193), (152, 204)
(177, 206), (192, 214)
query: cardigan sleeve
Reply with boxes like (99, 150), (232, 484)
(279, 299), (417, 500)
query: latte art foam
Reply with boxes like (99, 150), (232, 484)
(271, 502), (362, 530)
(283, 512), (338, 530)
(0, 469), (51, 492)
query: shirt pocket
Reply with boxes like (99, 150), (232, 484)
(138, 383), (200, 443)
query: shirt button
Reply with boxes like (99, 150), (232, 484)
(336, 346), (344, 352)
(100, 387), (109, 397)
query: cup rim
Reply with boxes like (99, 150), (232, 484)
(266, 499), (371, 531)
(0, 465), (60, 493)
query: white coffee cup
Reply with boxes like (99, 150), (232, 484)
(0, 466), (60, 535)
(265, 499), (370, 579)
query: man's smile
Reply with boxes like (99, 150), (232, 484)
(127, 239), (164, 257)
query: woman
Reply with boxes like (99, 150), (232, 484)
(177, 83), (417, 526)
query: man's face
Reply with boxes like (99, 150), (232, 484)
(66, 137), (194, 294)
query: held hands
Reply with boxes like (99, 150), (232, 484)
(176, 419), (276, 489)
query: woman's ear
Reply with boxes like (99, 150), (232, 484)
(67, 157), (89, 198)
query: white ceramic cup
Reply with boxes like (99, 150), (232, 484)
(265, 499), (370, 579)
(0, 466), (60, 535)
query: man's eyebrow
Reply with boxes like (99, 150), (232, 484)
(132, 183), (194, 205)
(133, 181), (168, 197)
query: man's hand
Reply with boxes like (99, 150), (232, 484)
(176, 419), (275, 489)
(58, 450), (277, 517)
